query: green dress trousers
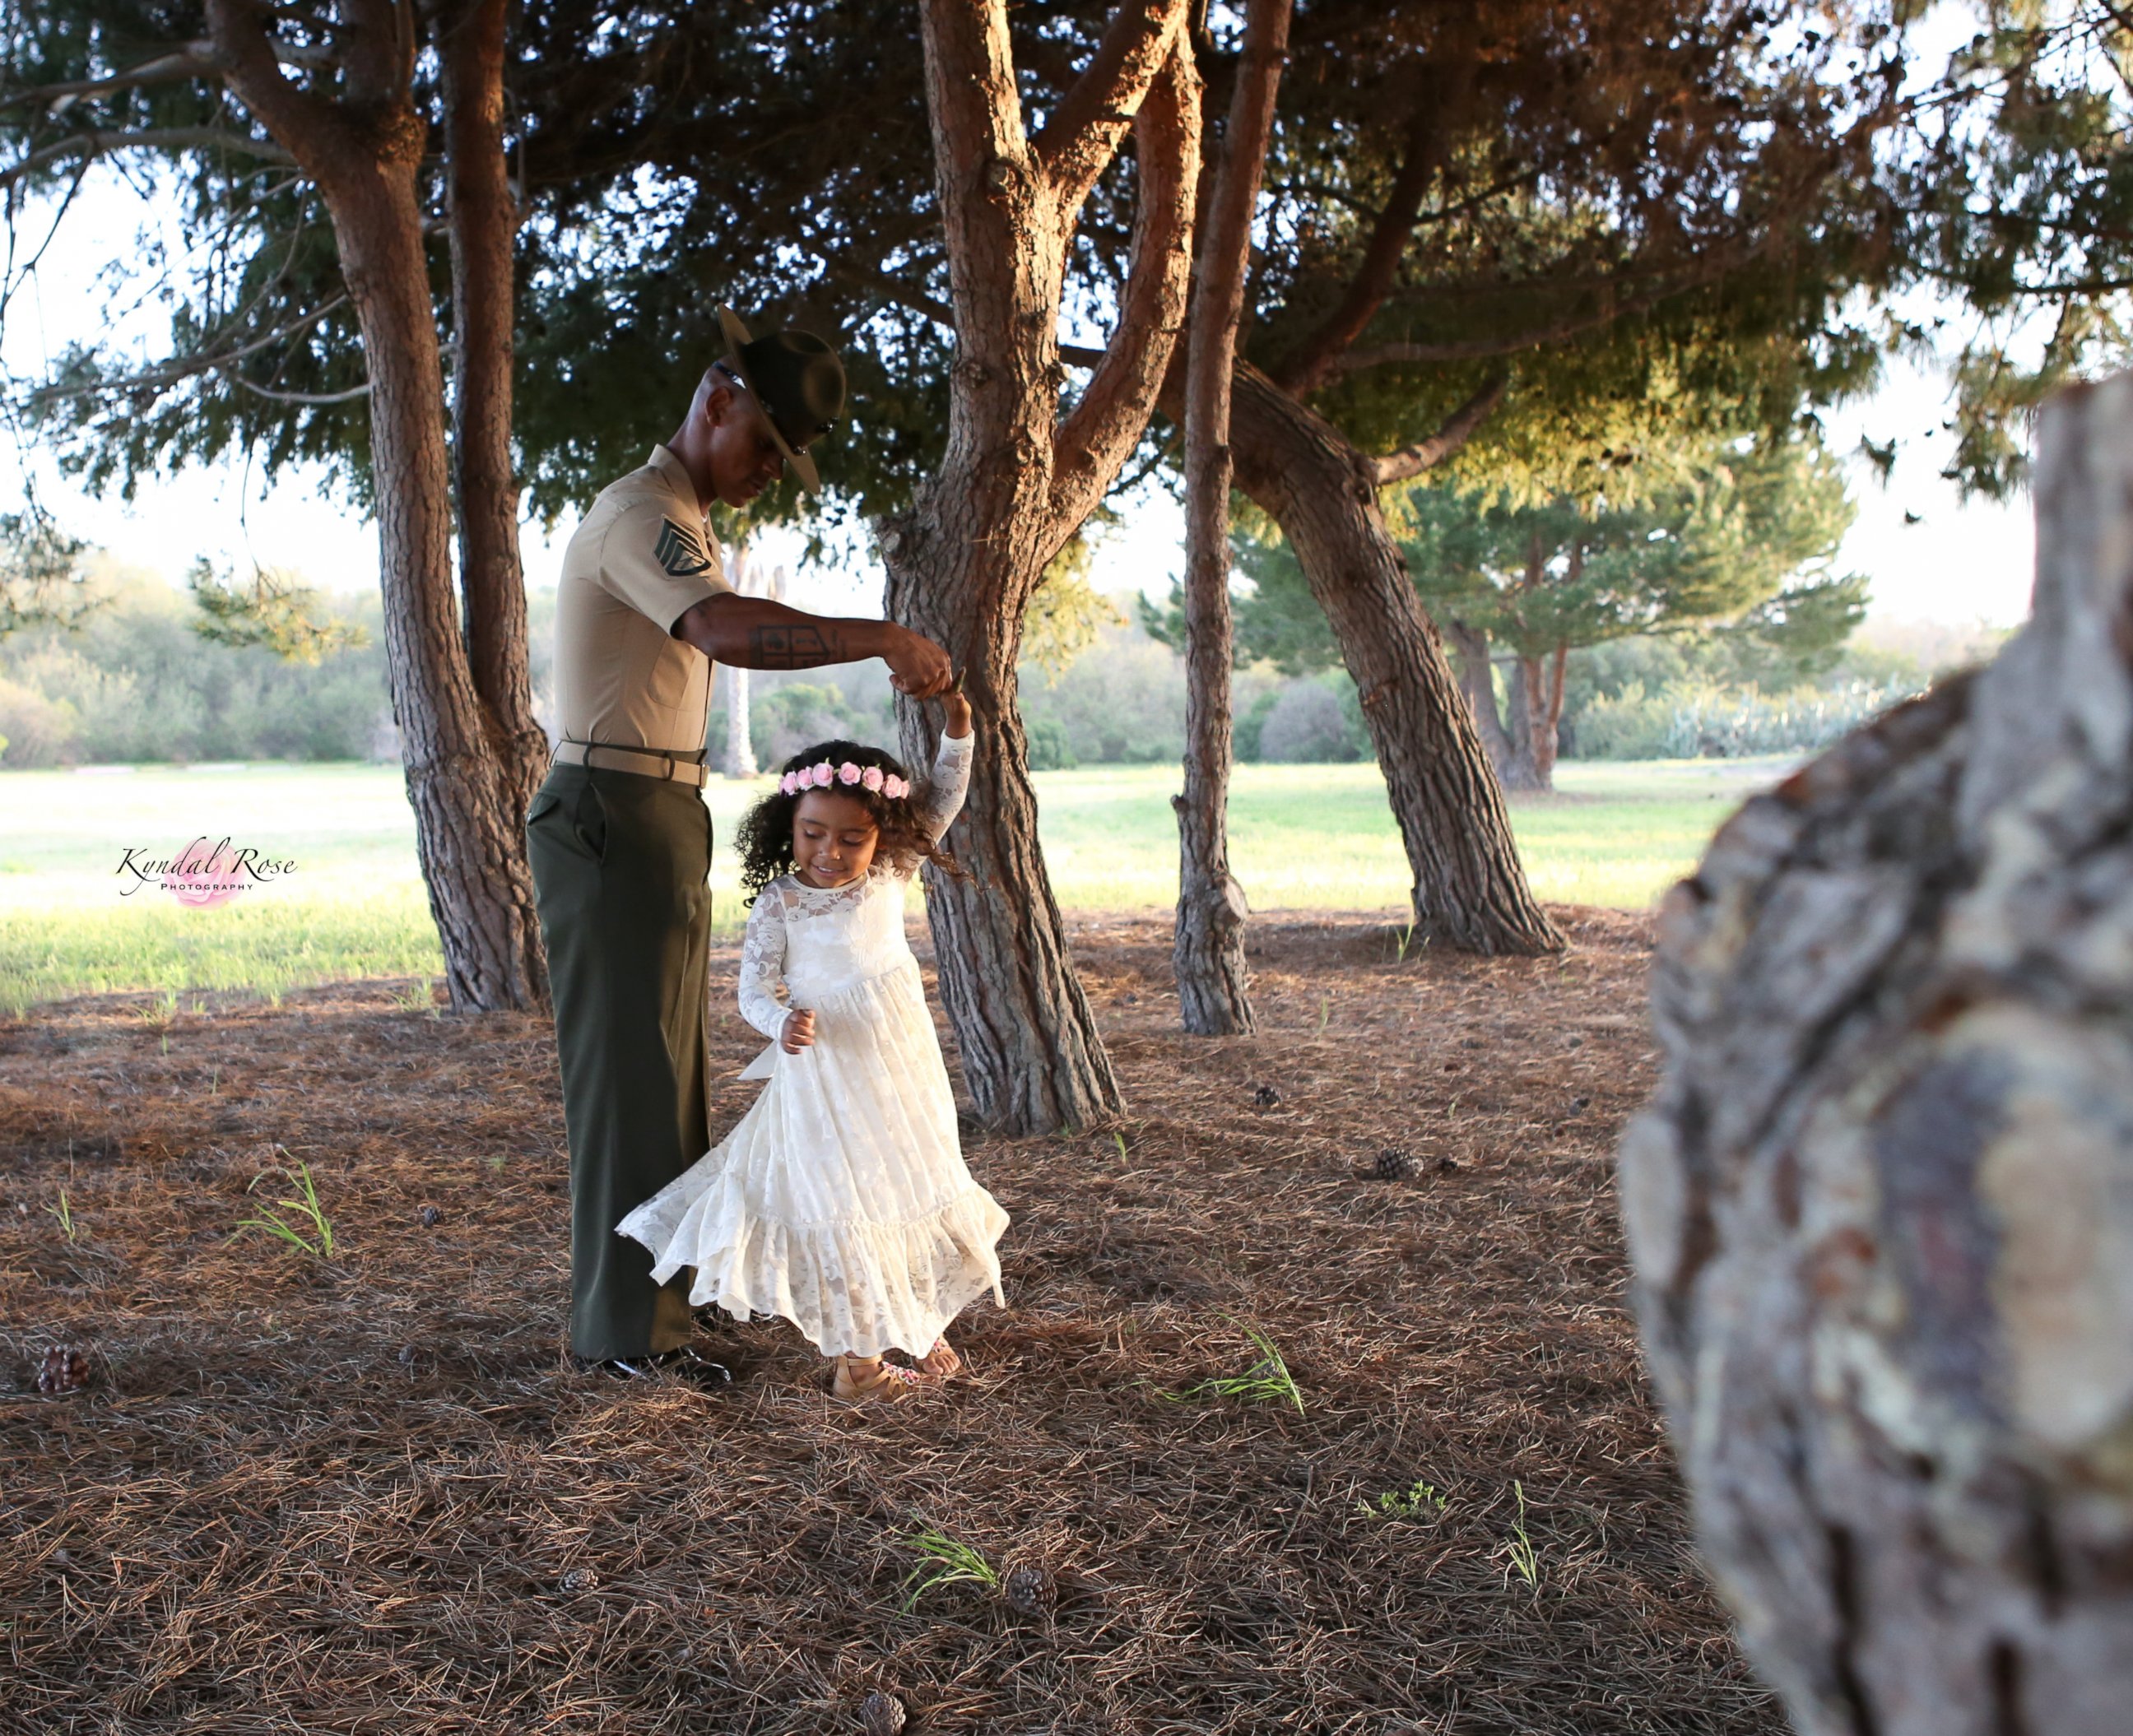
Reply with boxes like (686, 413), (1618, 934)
(526, 763), (711, 1361)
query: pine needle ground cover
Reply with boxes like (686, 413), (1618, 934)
(0, 759), (1787, 1014)
(0, 911), (1778, 1735)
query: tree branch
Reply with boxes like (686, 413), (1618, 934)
(1049, 35), (1200, 531)
(1034, 0), (1192, 229)
(230, 374), (369, 402)
(1373, 371), (1506, 485)
(1272, 45), (1475, 398)
(0, 126), (295, 190)
(22, 295), (351, 403)
(821, 253), (956, 332)
(0, 45), (221, 109)
(202, 0), (346, 174)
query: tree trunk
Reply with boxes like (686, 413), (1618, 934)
(720, 536), (757, 777)
(437, 0), (549, 835)
(1618, 374), (2133, 1736)
(1516, 646), (1566, 791)
(207, 0), (546, 1013)
(338, 171), (548, 1013)
(889, 0), (1197, 1132)
(1173, 0), (1286, 1037)
(1543, 643), (1566, 780)
(1228, 361), (1562, 954)
(1443, 616), (1515, 778)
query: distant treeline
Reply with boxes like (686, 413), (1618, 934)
(0, 567), (2001, 770)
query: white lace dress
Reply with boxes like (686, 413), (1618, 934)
(615, 730), (1009, 1358)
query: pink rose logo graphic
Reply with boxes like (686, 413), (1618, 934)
(162, 838), (253, 907)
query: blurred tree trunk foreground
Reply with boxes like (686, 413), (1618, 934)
(1620, 375), (2133, 1735)
(884, 0), (1200, 1133)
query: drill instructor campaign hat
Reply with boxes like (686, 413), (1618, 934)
(716, 304), (847, 494)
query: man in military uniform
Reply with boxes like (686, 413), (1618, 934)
(528, 307), (952, 1380)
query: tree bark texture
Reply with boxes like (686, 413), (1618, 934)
(1173, 0), (1286, 1037)
(207, 0), (546, 1014)
(1619, 374), (2133, 1736)
(1443, 617), (1517, 782)
(437, 0), (549, 832)
(1227, 361), (1563, 954)
(887, 0), (1197, 1132)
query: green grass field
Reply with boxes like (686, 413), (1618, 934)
(0, 756), (1789, 1014)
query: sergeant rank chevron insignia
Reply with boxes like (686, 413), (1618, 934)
(655, 518), (713, 578)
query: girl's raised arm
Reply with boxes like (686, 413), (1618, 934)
(736, 891), (792, 1039)
(913, 724), (974, 845)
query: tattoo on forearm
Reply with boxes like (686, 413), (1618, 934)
(745, 624), (845, 668)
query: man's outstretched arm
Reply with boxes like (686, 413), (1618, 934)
(672, 592), (954, 697)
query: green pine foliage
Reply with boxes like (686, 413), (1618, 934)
(1398, 423), (1866, 667)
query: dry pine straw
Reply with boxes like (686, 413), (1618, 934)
(0, 907), (1779, 1736)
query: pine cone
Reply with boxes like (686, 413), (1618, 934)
(419, 1205), (442, 1228)
(1001, 1562), (1056, 1617)
(1373, 1146), (1415, 1181)
(35, 1347), (89, 1395)
(1252, 1084), (1282, 1112)
(858, 1690), (907, 1736)
(559, 1567), (599, 1594)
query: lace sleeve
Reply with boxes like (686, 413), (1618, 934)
(913, 727), (974, 847)
(736, 889), (791, 1039)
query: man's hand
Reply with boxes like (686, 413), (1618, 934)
(884, 625), (954, 699)
(780, 1009), (816, 1054)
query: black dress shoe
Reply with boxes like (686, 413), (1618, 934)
(579, 1348), (734, 1388)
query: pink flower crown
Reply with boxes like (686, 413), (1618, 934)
(781, 759), (910, 800)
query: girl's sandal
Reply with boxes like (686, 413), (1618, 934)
(912, 1337), (963, 1381)
(832, 1354), (925, 1405)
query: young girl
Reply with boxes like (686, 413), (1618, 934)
(616, 693), (1008, 1404)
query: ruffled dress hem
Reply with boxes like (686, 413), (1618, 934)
(619, 1177), (1009, 1360)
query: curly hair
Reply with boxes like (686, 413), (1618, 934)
(735, 738), (964, 903)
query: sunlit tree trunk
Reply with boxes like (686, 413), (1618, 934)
(438, 0), (549, 836)
(1173, 0), (1288, 1037)
(884, 0), (1199, 1131)
(207, 0), (546, 1012)
(1228, 364), (1562, 954)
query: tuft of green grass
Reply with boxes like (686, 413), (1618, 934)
(1148, 1321), (1305, 1416)
(231, 1155), (336, 1260)
(1389, 919), (1420, 963)
(1501, 1480), (1541, 1595)
(1111, 1129), (1129, 1162)
(1357, 1478), (1448, 1521)
(44, 1187), (77, 1245)
(895, 1525), (1001, 1613)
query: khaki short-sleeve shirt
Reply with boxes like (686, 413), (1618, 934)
(552, 445), (735, 754)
